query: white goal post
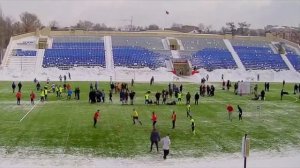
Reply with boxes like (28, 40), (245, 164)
(238, 82), (251, 95)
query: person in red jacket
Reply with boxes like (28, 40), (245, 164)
(151, 111), (157, 127)
(16, 91), (22, 105)
(93, 110), (100, 128)
(171, 111), (176, 129)
(227, 104), (234, 121)
(30, 91), (36, 105)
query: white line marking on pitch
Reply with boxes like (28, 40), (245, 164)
(19, 101), (40, 122)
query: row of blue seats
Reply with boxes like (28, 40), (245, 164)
(52, 42), (104, 49)
(286, 54), (300, 72)
(233, 46), (274, 54)
(233, 46), (289, 70)
(45, 49), (105, 57)
(43, 48), (105, 68)
(113, 46), (167, 69)
(187, 49), (237, 71)
(13, 49), (37, 56)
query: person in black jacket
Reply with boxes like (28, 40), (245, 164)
(150, 128), (160, 152)
(12, 82), (16, 93)
(36, 82), (41, 91)
(18, 82), (22, 92)
(89, 90), (96, 103)
(155, 91), (161, 105)
(129, 90), (135, 105)
(294, 84), (298, 94)
(186, 92), (191, 104)
(75, 87), (80, 100)
(194, 92), (199, 105)
(260, 90), (265, 100)
(109, 90), (113, 102)
(237, 105), (243, 120)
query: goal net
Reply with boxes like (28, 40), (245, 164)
(238, 82), (251, 95)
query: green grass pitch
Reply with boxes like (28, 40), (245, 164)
(0, 81), (299, 157)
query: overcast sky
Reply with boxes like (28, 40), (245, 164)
(0, 0), (299, 30)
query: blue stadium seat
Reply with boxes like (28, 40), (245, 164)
(111, 36), (170, 69)
(284, 45), (300, 72)
(43, 36), (105, 69)
(179, 38), (237, 70)
(113, 46), (169, 69)
(232, 46), (289, 71)
(13, 49), (37, 56)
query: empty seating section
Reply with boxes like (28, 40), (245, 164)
(12, 49), (37, 56)
(284, 45), (300, 72)
(180, 38), (227, 51)
(180, 38), (237, 70)
(113, 46), (169, 69)
(112, 36), (165, 50)
(230, 39), (288, 71)
(112, 36), (170, 69)
(43, 36), (105, 69)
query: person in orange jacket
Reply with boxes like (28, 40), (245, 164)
(93, 110), (100, 128)
(171, 111), (176, 129)
(30, 91), (36, 105)
(151, 111), (157, 127)
(16, 91), (22, 105)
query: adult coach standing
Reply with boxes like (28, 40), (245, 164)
(161, 134), (171, 159)
(93, 110), (100, 128)
(149, 128), (160, 152)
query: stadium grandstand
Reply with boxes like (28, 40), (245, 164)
(1, 28), (300, 81)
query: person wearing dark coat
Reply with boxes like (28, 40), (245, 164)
(12, 82), (16, 93)
(281, 89), (289, 100)
(129, 91), (135, 105)
(109, 90), (113, 102)
(207, 85), (211, 96)
(226, 80), (231, 91)
(101, 90), (105, 102)
(260, 90), (265, 100)
(179, 84), (183, 92)
(75, 87), (80, 100)
(95, 90), (101, 102)
(267, 82), (270, 92)
(264, 82), (267, 91)
(211, 85), (215, 96)
(150, 128), (160, 152)
(36, 82), (41, 91)
(110, 83), (115, 93)
(194, 92), (200, 105)
(222, 81), (225, 90)
(90, 83), (93, 91)
(294, 84), (298, 94)
(186, 92), (191, 104)
(89, 90), (96, 103)
(18, 82), (22, 92)
(237, 105), (243, 120)
(155, 91), (161, 105)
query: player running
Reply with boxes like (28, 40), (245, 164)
(132, 108), (142, 125)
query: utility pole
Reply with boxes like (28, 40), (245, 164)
(120, 16), (133, 32)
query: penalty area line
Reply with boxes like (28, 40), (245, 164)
(19, 101), (40, 122)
